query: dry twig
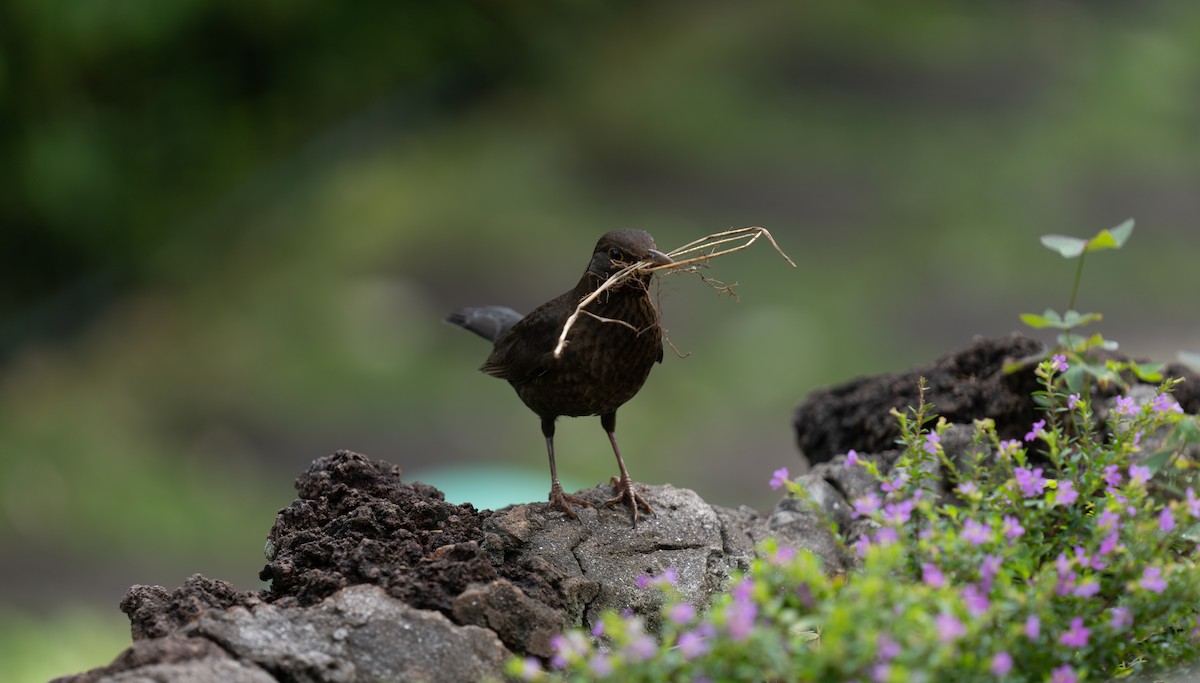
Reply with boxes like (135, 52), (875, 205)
(552, 227), (795, 358)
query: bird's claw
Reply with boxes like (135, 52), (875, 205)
(605, 476), (654, 526)
(547, 487), (594, 519)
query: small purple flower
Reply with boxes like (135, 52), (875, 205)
(1001, 515), (1025, 540)
(1025, 419), (1046, 442)
(1103, 464), (1123, 489)
(979, 554), (1002, 588)
(1159, 507), (1176, 533)
(550, 631), (588, 668)
(1115, 395), (1138, 416)
(852, 492), (881, 519)
(1187, 488), (1200, 518)
(1072, 579), (1100, 598)
(770, 545), (797, 566)
(1129, 464), (1151, 487)
(962, 518), (991, 546)
(668, 602), (696, 625)
(635, 574), (651, 590)
(676, 630), (707, 660)
(1140, 566), (1167, 594)
(1014, 466), (1046, 498)
(923, 431), (941, 455)
(725, 598), (758, 641)
(877, 634), (901, 661)
(591, 620), (606, 637)
(998, 439), (1021, 456)
(854, 535), (872, 558)
(1067, 393), (1081, 410)
(874, 527), (899, 546)
(963, 583), (990, 617)
(515, 656), (543, 680)
(935, 612), (966, 643)
(1098, 531), (1120, 557)
(1152, 394), (1183, 414)
(845, 449), (859, 467)
(922, 563), (945, 588)
(1025, 615), (1041, 640)
(1097, 508), (1121, 530)
(955, 481), (979, 497)
(882, 499), (915, 526)
(1056, 480), (1078, 506)
(770, 467), (789, 490)
(624, 634), (657, 662)
(1051, 354), (1069, 372)
(1110, 606), (1132, 631)
(588, 652), (614, 676)
(991, 651), (1013, 677)
(1051, 665), (1078, 683)
(1059, 617), (1090, 648)
(871, 664), (891, 683)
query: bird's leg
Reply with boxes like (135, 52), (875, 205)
(542, 417), (593, 518)
(600, 411), (654, 525)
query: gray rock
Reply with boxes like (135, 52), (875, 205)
(198, 584), (511, 683)
(98, 657), (276, 683)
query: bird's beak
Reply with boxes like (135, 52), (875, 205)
(646, 248), (673, 267)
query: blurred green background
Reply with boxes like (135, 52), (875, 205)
(2, 1), (1199, 680)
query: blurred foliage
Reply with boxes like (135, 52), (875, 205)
(0, 0), (625, 347)
(2, 1), (1199, 681)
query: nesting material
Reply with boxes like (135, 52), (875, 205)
(552, 226), (795, 358)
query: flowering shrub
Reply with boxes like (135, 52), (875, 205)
(507, 223), (1200, 682)
(511, 355), (1200, 682)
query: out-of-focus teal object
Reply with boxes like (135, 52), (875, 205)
(409, 465), (590, 512)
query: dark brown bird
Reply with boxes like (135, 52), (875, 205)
(446, 229), (672, 524)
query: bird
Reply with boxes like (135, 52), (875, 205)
(446, 229), (672, 525)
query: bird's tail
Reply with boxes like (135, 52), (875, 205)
(444, 306), (524, 343)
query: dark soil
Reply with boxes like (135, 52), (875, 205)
(794, 333), (1200, 465)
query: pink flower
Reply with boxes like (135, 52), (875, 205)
(1051, 354), (1069, 372)
(1051, 665), (1077, 683)
(1140, 566), (1167, 594)
(1059, 617), (1090, 648)
(1002, 515), (1025, 540)
(853, 492), (881, 518)
(769, 467), (789, 490)
(1129, 464), (1151, 487)
(1110, 606), (1132, 631)
(1025, 615), (1041, 640)
(1187, 488), (1200, 518)
(1014, 467), (1046, 498)
(962, 518), (991, 546)
(1115, 395), (1138, 416)
(668, 602), (696, 625)
(1025, 419), (1046, 442)
(935, 612), (966, 642)
(991, 651), (1013, 677)
(923, 431), (941, 455)
(845, 449), (859, 467)
(676, 630), (707, 660)
(1160, 507), (1176, 533)
(1055, 480), (1078, 506)
(1067, 393), (1081, 410)
(1152, 394), (1183, 414)
(922, 563), (945, 588)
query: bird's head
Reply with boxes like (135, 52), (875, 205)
(586, 229), (673, 281)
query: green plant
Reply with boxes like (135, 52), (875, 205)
(514, 362), (1199, 682)
(1012, 219), (1163, 393)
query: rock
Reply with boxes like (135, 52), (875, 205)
(197, 584), (511, 683)
(120, 574), (259, 641)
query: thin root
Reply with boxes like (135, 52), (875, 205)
(552, 226), (794, 358)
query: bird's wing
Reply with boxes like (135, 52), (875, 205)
(479, 304), (560, 382)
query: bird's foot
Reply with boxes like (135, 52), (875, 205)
(547, 486), (594, 519)
(605, 475), (654, 526)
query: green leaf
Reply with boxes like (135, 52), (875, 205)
(1039, 219), (1134, 258)
(1086, 218), (1135, 252)
(1128, 360), (1164, 383)
(1061, 310), (1103, 328)
(1040, 234), (1087, 258)
(1020, 311), (1056, 328)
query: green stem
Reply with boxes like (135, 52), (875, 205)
(1067, 252), (1086, 313)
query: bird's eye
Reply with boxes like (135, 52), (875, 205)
(608, 247), (623, 261)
